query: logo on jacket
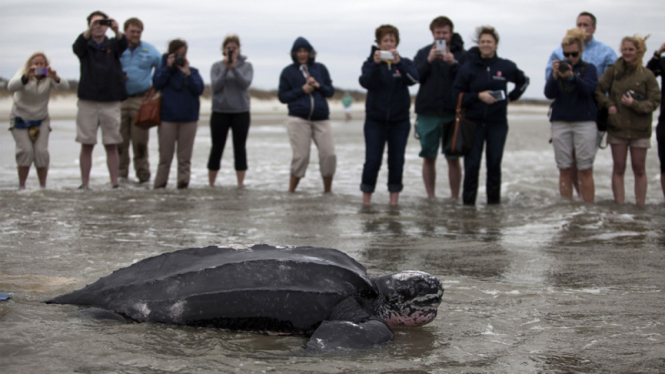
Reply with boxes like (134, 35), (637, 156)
(492, 71), (506, 81)
(393, 69), (402, 78)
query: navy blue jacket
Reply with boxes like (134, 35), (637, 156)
(278, 37), (334, 121)
(452, 47), (529, 124)
(73, 34), (128, 102)
(414, 33), (468, 114)
(153, 55), (204, 122)
(544, 61), (598, 122)
(359, 46), (419, 123)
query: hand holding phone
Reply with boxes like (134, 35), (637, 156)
(435, 39), (447, 55)
(379, 51), (394, 61)
(489, 90), (506, 101)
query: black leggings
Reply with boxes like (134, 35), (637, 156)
(207, 111), (250, 171)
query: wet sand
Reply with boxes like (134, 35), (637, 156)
(1, 104), (665, 373)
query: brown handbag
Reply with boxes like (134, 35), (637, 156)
(133, 87), (162, 129)
(443, 93), (478, 157)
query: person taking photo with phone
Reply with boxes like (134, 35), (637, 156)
(413, 16), (468, 200)
(7, 52), (69, 190)
(595, 35), (661, 206)
(359, 24), (419, 206)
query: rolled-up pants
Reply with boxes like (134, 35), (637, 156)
(286, 116), (336, 178)
(154, 121), (197, 188)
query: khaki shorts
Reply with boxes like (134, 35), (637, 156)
(551, 121), (598, 170)
(76, 99), (123, 145)
(607, 133), (651, 149)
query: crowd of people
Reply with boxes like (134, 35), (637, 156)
(6, 10), (664, 206)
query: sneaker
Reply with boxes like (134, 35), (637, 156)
(78, 184), (89, 190)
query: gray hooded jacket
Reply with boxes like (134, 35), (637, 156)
(210, 55), (253, 113)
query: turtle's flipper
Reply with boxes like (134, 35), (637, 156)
(304, 319), (393, 351)
(304, 297), (393, 351)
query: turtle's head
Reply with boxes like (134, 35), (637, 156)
(372, 271), (443, 328)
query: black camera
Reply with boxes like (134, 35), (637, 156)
(626, 90), (646, 101)
(227, 49), (235, 63)
(174, 53), (185, 67)
(99, 19), (113, 26)
(558, 58), (573, 73)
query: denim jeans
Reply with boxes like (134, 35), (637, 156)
(463, 122), (508, 205)
(361, 119), (410, 193)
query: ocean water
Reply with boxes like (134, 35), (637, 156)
(1, 109), (665, 373)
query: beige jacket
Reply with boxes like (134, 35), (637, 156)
(7, 69), (69, 123)
(594, 58), (661, 139)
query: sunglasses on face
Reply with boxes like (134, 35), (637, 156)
(563, 51), (579, 57)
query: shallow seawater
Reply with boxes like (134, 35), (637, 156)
(1, 109), (665, 373)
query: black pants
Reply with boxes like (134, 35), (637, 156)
(207, 111), (250, 171)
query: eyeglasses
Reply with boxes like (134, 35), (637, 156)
(563, 51), (580, 58)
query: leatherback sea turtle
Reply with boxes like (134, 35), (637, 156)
(46, 244), (443, 351)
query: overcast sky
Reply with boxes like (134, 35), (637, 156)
(1, 0), (664, 99)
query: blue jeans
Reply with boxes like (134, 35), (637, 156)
(361, 119), (410, 193)
(463, 122), (508, 205)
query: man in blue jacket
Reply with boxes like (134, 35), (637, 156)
(278, 37), (336, 193)
(73, 10), (127, 190)
(119, 17), (161, 184)
(414, 16), (467, 200)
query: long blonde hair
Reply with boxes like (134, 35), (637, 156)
(621, 34), (650, 69)
(23, 52), (49, 74)
(561, 28), (585, 52)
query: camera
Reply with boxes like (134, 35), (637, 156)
(34, 67), (48, 76)
(99, 19), (113, 26)
(174, 53), (185, 67)
(227, 49), (235, 63)
(379, 51), (394, 61)
(625, 90), (646, 101)
(558, 58), (572, 73)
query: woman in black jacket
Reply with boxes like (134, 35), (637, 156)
(452, 26), (529, 205)
(359, 24), (419, 205)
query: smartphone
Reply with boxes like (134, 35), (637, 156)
(435, 39), (447, 54)
(34, 67), (49, 76)
(99, 19), (113, 26)
(490, 90), (506, 101)
(379, 51), (394, 61)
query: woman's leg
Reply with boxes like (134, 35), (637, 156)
(559, 168), (573, 199)
(386, 120), (410, 205)
(578, 168), (595, 203)
(630, 146), (648, 206)
(231, 112), (250, 187)
(462, 124), (487, 205)
(610, 144), (628, 204)
(286, 117), (313, 192)
(153, 121), (178, 188)
(360, 120), (387, 202)
(485, 123), (509, 204)
(207, 112), (231, 186)
(311, 119), (336, 193)
(176, 121), (198, 189)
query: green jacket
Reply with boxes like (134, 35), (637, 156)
(594, 58), (661, 139)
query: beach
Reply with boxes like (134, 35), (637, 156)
(1, 97), (665, 373)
